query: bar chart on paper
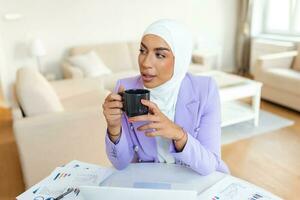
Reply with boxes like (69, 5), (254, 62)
(198, 176), (282, 200)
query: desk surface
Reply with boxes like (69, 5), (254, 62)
(101, 163), (226, 194)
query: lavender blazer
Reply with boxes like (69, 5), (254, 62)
(105, 73), (229, 175)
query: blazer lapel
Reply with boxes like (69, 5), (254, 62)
(174, 74), (201, 134)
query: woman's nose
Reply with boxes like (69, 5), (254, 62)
(141, 55), (153, 69)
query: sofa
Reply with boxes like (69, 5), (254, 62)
(12, 67), (112, 188)
(253, 45), (300, 111)
(61, 41), (212, 91)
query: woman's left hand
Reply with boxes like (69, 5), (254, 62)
(128, 99), (185, 141)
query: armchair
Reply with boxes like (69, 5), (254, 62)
(253, 49), (300, 111)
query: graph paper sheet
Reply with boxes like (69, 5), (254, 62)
(198, 175), (282, 200)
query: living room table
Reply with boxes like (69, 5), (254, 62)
(198, 70), (263, 127)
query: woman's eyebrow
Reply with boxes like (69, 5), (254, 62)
(140, 42), (170, 52)
(154, 47), (170, 51)
(141, 42), (148, 49)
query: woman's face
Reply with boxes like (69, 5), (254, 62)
(138, 34), (174, 88)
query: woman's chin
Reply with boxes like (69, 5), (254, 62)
(143, 81), (154, 88)
(142, 80), (159, 88)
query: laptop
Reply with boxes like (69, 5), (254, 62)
(78, 186), (198, 200)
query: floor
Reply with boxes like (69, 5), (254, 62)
(0, 100), (299, 199)
(0, 92), (7, 108)
(0, 107), (25, 200)
(222, 101), (300, 199)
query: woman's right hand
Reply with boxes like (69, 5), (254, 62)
(103, 85), (125, 137)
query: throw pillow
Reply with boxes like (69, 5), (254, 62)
(68, 51), (112, 77)
(16, 67), (64, 117)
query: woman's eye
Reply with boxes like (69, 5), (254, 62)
(139, 48), (146, 54)
(155, 53), (165, 59)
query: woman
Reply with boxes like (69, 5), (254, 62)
(103, 19), (229, 175)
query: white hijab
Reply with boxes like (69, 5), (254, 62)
(142, 19), (193, 121)
(142, 19), (193, 163)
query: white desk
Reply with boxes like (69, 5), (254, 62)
(18, 162), (281, 200)
(101, 163), (226, 194)
(100, 163), (281, 199)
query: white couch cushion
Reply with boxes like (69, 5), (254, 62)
(61, 89), (109, 111)
(263, 68), (300, 96)
(128, 41), (141, 70)
(292, 46), (300, 71)
(68, 51), (112, 77)
(16, 67), (64, 117)
(50, 77), (104, 100)
(101, 70), (140, 91)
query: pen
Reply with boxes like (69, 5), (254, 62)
(54, 188), (74, 200)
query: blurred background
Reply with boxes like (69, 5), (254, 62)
(0, 0), (299, 199)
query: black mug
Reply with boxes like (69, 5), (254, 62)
(119, 89), (150, 117)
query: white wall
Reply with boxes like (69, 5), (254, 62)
(0, 0), (238, 106)
(187, 0), (238, 71)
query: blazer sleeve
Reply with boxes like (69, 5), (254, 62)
(105, 80), (134, 170)
(170, 78), (229, 175)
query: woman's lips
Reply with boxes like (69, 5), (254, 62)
(142, 74), (156, 82)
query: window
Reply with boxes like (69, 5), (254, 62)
(295, 1), (300, 32)
(263, 0), (300, 36)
